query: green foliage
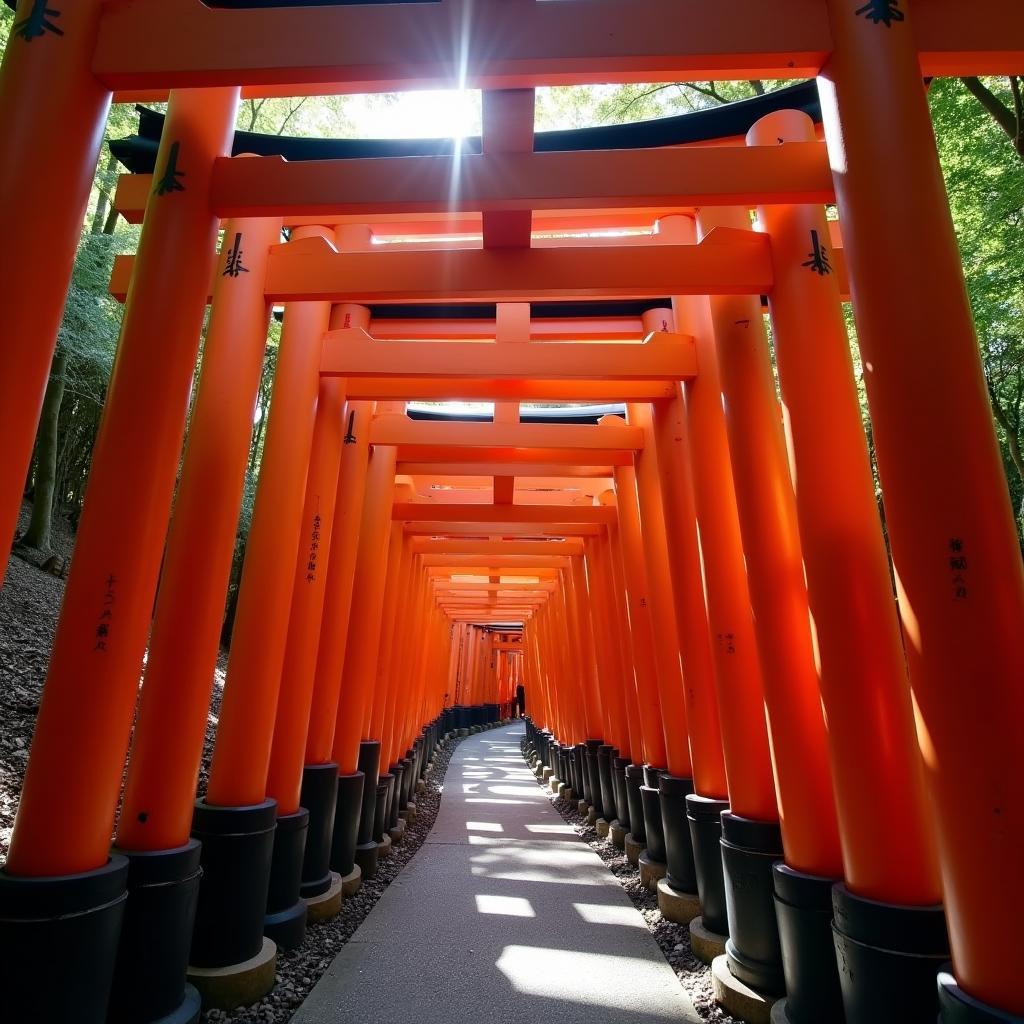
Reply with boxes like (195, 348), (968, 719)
(929, 78), (1024, 530)
(535, 79), (793, 129)
(0, 6), (12, 53)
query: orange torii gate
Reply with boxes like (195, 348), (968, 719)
(0, 3), (1022, 1024)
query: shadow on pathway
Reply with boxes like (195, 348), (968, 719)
(292, 723), (701, 1024)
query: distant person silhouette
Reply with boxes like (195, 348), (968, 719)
(516, 684), (526, 718)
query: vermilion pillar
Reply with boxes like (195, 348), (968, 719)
(820, 4), (1024, 1016)
(7, 88), (240, 878)
(697, 206), (841, 1000)
(584, 538), (629, 755)
(751, 107), (944, 1021)
(600, 514), (646, 767)
(752, 108), (940, 902)
(119, 214), (282, 854)
(307, 399), (374, 772)
(0, 0), (111, 578)
(332, 438), (397, 874)
(265, 319), (350, 816)
(110, 211), (280, 1021)
(206, 227), (333, 809)
(662, 217), (776, 826)
(608, 470), (668, 772)
(696, 207), (842, 881)
(0, 86), (238, 1024)
(190, 227), (331, 979)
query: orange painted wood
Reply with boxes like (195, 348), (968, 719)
(320, 328), (696, 382)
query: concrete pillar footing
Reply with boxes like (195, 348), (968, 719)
(378, 833), (393, 859)
(548, 776), (561, 794)
(656, 877), (701, 924)
(609, 820), (627, 849)
(340, 864), (362, 897)
(595, 817), (611, 838)
(688, 916), (727, 965)
(389, 820), (406, 846)
(304, 871), (344, 923)
(586, 805), (599, 826)
(542, 767), (554, 781)
(638, 850), (666, 890)
(624, 834), (643, 866)
(187, 937), (277, 1011)
(577, 799), (589, 816)
(711, 954), (780, 1024)
(622, 831), (638, 864)
(558, 784), (573, 802)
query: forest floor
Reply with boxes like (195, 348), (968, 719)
(0, 500), (232, 859)
(0, 503), (79, 856)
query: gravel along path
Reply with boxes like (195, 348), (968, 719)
(522, 745), (742, 1024)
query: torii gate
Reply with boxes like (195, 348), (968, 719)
(0, 4), (1022, 1024)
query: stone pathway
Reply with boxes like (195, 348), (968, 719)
(292, 723), (700, 1024)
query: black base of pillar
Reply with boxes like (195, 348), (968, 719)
(772, 863), (843, 1023)
(641, 766), (666, 864)
(404, 746), (418, 803)
(373, 774), (393, 842)
(613, 756), (631, 832)
(353, 841), (380, 880)
(189, 799), (277, 969)
(328, 771), (365, 881)
(108, 841), (203, 1024)
(0, 855), (128, 1024)
(585, 738), (603, 815)
(832, 883), (949, 1024)
(299, 763), (339, 899)
(625, 764), (646, 844)
(721, 811), (785, 995)
(659, 775), (696, 894)
(686, 794), (729, 936)
(264, 808), (309, 950)
(571, 745), (586, 801)
(938, 971), (1023, 1023)
(598, 745), (616, 822)
(356, 741), (381, 848)
(388, 765), (404, 828)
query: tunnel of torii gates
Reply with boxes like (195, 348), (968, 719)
(0, 1), (1023, 1024)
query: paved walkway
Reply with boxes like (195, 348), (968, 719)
(293, 722), (700, 1024)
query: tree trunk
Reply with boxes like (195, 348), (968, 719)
(21, 349), (68, 552)
(91, 151), (119, 235)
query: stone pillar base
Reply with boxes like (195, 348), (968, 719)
(558, 784), (573, 801)
(388, 820), (406, 846)
(378, 834), (393, 860)
(305, 872), (344, 923)
(542, 767), (554, 781)
(577, 799), (588, 816)
(689, 915), (728, 965)
(624, 833), (644, 866)
(639, 851), (667, 891)
(340, 864), (362, 897)
(416, 780), (426, 794)
(586, 805), (599, 826)
(187, 937), (276, 1012)
(609, 820), (627, 849)
(711, 953), (779, 1024)
(549, 777), (561, 794)
(657, 877), (701, 924)
(595, 818), (611, 839)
